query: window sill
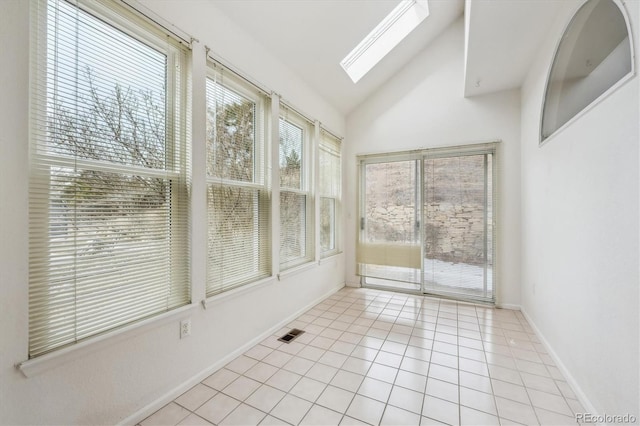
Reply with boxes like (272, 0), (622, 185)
(277, 260), (316, 280)
(539, 70), (636, 147)
(319, 251), (343, 264)
(17, 303), (197, 378)
(204, 256), (338, 308)
(203, 275), (275, 309)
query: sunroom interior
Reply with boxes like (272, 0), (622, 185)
(0, 0), (638, 425)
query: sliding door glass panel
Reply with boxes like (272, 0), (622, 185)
(359, 160), (421, 291)
(423, 154), (494, 302)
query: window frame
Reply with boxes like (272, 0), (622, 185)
(28, 0), (191, 358)
(278, 106), (315, 271)
(204, 63), (272, 296)
(539, 0), (635, 145)
(318, 129), (342, 258)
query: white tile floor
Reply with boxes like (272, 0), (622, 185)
(140, 287), (585, 426)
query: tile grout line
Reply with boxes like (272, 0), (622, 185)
(514, 311), (579, 424)
(143, 288), (583, 426)
(421, 296), (441, 425)
(342, 293), (392, 425)
(478, 301), (502, 425)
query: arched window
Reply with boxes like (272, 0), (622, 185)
(541, 0), (634, 142)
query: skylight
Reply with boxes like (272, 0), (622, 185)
(340, 0), (430, 83)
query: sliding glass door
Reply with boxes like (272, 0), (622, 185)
(423, 152), (494, 301)
(358, 158), (421, 291)
(358, 144), (496, 303)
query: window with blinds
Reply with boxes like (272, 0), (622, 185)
(279, 107), (314, 270)
(319, 130), (341, 257)
(205, 64), (271, 296)
(28, 0), (190, 358)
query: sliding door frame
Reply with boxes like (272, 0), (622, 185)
(358, 152), (423, 291)
(357, 142), (499, 304)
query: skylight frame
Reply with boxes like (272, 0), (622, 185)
(340, 0), (430, 83)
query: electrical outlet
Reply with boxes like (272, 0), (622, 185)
(180, 319), (191, 339)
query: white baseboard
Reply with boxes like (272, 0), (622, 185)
(520, 307), (597, 416)
(120, 283), (345, 426)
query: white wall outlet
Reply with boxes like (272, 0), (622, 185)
(180, 319), (191, 339)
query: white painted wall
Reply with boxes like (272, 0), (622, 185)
(345, 17), (522, 307)
(520, 0), (639, 417)
(0, 1), (345, 424)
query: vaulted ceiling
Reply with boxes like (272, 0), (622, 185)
(464, 0), (577, 97)
(211, 0), (579, 115)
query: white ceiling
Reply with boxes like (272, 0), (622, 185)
(212, 0), (464, 115)
(463, 0), (578, 97)
(211, 0), (581, 113)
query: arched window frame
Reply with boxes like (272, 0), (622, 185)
(539, 0), (636, 145)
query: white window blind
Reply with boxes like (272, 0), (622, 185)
(319, 129), (341, 257)
(28, 0), (190, 358)
(205, 65), (271, 296)
(279, 106), (314, 270)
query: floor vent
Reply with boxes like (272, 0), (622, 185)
(278, 328), (305, 343)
